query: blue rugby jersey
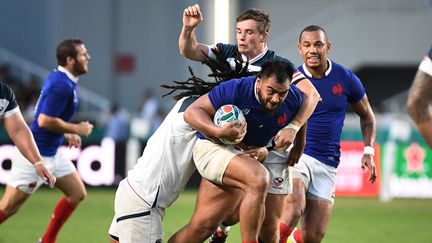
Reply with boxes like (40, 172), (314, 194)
(299, 60), (365, 168)
(30, 68), (79, 156)
(197, 76), (303, 147)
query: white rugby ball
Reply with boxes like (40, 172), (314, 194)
(213, 104), (246, 144)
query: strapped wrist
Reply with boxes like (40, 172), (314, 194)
(363, 146), (375, 156)
(33, 161), (44, 167)
(285, 123), (300, 133)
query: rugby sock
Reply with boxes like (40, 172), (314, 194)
(292, 228), (303, 243)
(279, 223), (294, 243)
(41, 197), (76, 243)
(0, 210), (6, 223)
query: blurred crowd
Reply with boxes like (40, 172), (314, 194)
(0, 64), (41, 119)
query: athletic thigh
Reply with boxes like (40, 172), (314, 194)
(191, 179), (244, 229)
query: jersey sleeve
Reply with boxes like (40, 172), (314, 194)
(40, 81), (72, 117)
(291, 84), (304, 114)
(1, 82), (20, 119)
(207, 80), (237, 110)
(347, 71), (366, 104)
(208, 43), (237, 60)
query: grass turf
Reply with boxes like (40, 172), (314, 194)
(0, 187), (431, 242)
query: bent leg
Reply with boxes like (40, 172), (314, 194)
(259, 193), (286, 243)
(41, 172), (87, 243)
(0, 185), (31, 222)
(168, 179), (243, 243)
(301, 199), (332, 243)
(279, 178), (307, 243)
(222, 155), (269, 242)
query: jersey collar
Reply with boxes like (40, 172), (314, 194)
(241, 45), (268, 65)
(301, 59), (332, 78)
(57, 65), (79, 83)
(254, 80), (261, 104)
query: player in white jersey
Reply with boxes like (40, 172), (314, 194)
(108, 96), (198, 243)
(407, 46), (432, 148)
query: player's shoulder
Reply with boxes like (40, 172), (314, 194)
(329, 60), (355, 77)
(0, 82), (15, 99)
(266, 50), (296, 68)
(215, 43), (237, 57)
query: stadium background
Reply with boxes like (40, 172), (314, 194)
(0, 0), (432, 242)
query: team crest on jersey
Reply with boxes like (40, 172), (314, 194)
(277, 113), (287, 126)
(241, 108), (250, 115)
(332, 83), (343, 96)
(272, 177), (284, 188)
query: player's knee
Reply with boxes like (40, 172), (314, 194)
(303, 228), (325, 243)
(190, 221), (216, 239)
(67, 190), (86, 204)
(248, 168), (269, 194)
(0, 206), (19, 218)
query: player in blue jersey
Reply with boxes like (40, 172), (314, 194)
(0, 39), (93, 243)
(0, 82), (56, 223)
(180, 5), (319, 242)
(407, 46), (432, 148)
(180, 4), (320, 147)
(168, 60), (304, 243)
(278, 25), (377, 243)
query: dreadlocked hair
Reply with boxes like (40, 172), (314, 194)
(160, 48), (257, 100)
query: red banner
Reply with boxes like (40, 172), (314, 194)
(335, 141), (381, 197)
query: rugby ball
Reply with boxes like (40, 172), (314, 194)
(213, 104), (246, 144)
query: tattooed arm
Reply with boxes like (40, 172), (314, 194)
(407, 70), (432, 148)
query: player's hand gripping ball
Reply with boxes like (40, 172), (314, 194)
(213, 104), (246, 144)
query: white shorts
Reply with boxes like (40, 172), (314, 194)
(108, 179), (164, 243)
(290, 154), (337, 203)
(263, 150), (291, 195)
(193, 139), (242, 184)
(8, 147), (76, 194)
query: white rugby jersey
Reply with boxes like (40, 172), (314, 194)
(126, 96), (198, 208)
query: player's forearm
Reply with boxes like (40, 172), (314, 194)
(184, 107), (219, 139)
(38, 114), (77, 134)
(179, 26), (199, 59)
(294, 123), (307, 147)
(11, 124), (42, 164)
(416, 121), (432, 148)
(360, 113), (376, 147)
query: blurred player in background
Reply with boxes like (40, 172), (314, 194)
(0, 82), (56, 219)
(180, 5), (320, 242)
(0, 39), (93, 243)
(407, 46), (432, 148)
(168, 60), (304, 243)
(278, 25), (377, 243)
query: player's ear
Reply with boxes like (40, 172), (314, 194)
(327, 42), (331, 51)
(261, 32), (269, 42)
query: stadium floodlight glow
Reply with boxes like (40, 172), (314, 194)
(214, 0), (230, 43)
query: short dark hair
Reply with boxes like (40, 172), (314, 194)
(236, 8), (271, 34)
(299, 25), (328, 43)
(258, 60), (294, 84)
(56, 38), (84, 66)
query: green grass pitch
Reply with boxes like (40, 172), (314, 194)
(0, 187), (431, 242)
